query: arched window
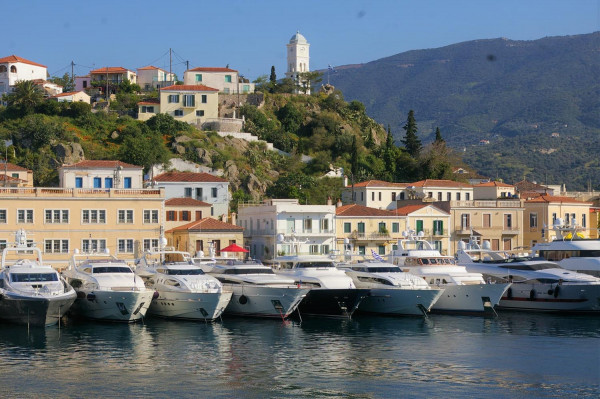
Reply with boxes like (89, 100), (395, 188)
(10, 65), (17, 73)
(0, 65), (6, 73)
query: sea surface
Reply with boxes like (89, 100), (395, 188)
(0, 313), (598, 398)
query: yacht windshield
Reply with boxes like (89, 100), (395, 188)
(165, 269), (205, 275)
(93, 266), (132, 273)
(11, 273), (58, 282)
(501, 263), (559, 271)
(296, 262), (334, 268)
(222, 268), (275, 275)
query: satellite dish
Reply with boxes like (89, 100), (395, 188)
(417, 231), (425, 237)
(277, 233), (285, 243)
(458, 241), (466, 250)
(482, 241), (491, 250)
(343, 238), (349, 245)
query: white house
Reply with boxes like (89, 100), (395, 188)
(136, 65), (176, 91)
(0, 55), (49, 96)
(152, 172), (230, 219)
(58, 160), (144, 189)
(237, 199), (336, 260)
(183, 67), (254, 94)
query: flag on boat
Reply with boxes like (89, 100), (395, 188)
(371, 249), (384, 262)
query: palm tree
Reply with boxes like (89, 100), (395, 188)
(4, 80), (44, 115)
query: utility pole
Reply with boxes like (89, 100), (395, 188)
(169, 48), (172, 79)
(71, 61), (75, 90)
(106, 66), (109, 105)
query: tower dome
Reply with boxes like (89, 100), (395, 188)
(289, 31), (308, 44)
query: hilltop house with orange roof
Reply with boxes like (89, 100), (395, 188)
(89, 66), (137, 98)
(0, 162), (33, 187)
(183, 67), (254, 94)
(341, 179), (409, 210)
(166, 217), (244, 257)
(50, 91), (91, 103)
(58, 160), (144, 189)
(0, 55), (49, 95)
(136, 65), (176, 91)
(137, 84), (219, 124)
(152, 172), (230, 219)
(524, 195), (593, 248)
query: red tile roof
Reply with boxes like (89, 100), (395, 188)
(336, 204), (396, 217)
(137, 65), (168, 72)
(166, 217), (243, 233)
(160, 84), (219, 92)
(0, 174), (23, 182)
(392, 204), (449, 216)
(188, 67), (238, 73)
(165, 198), (212, 207)
(0, 55), (46, 68)
(154, 172), (228, 183)
(514, 180), (548, 192)
(61, 160), (142, 169)
(138, 99), (160, 105)
(474, 181), (514, 188)
(50, 91), (87, 98)
(526, 195), (592, 205)
(350, 180), (408, 188)
(1, 163), (30, 172)
(410, 179), (472, 188)
(90, 67), (133, 74)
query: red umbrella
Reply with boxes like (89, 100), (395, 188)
(220, 243), (249, 253)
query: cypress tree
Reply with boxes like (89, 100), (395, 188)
(434, 127), (445, 143)
(269, 66), (277, 83)
(401, 110), (422, 158)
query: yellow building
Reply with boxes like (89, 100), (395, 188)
(137, 84), (219, 123)
(393, 204), (451, 255)
(523, 195), (593, 248)
(0, 163), (33, 187)
(164, 197), (212, 232)
(166, 217), (244, 257)
(0, 186), (165, 267)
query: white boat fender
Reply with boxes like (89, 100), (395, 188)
(239, 295), (248, 305)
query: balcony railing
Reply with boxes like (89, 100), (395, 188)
(350, 231), (391, 240)
(0, 187), (163, 198)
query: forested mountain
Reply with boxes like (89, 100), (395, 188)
(327, 32), (600, 190)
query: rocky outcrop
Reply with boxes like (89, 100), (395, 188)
(246, 173), (267, 201)
(224, 160), (241, 190)
(53, 142), (84, 166)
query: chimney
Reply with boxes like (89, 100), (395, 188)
(230, 212), (237, 225)
(327, 196), (332, 206)
(336, 198), (343, 207)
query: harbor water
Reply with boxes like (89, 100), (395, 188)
(0, 313), (598, 398)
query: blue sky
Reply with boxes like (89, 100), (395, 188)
(4, 0), (598, 81)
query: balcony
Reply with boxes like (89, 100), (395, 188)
(350, 231), (391, 241)
(0, 187), (164, 199)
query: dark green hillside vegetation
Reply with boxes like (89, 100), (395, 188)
(328, 32), (600, 190)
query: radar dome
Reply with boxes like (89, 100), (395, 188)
(482, 241), (491, 250)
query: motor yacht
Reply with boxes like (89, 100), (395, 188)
(456, 240), (600, 313)
(0, 230), (76, 327)
(196, 258), (310, 319)
(388, 232), (510, 315)
(62, 250), (154, 322)
(530, 219), (600, 277)
(337, 260), (444, 316)
(272, 255), (369, 318)
(135, 248), (232, 321)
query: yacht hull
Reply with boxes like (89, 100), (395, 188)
(222, 285), (310, 318)
(358, 288), (444, 316)
(498, 283), (600, 312)
(0, 291), (76, 327)
(296, 288), (369, 318)
(431, 283), (510, 314)
(149, 290), (233, 321)
(69, 290), (154, 322)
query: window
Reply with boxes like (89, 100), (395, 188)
(183, 94), (195, 107)
(565, 213), (570, 223)
(195, 211), (203, 220)
(433, 220), (443, 235)
(166, 211), (177, 221)
(428, 192), (433, 198)
(582, 214), (587, 228)
(357, 222), (365, 234)
(144, 239), (159, 251)
(466, 193), (470, 200)
(399, 192), (405, 200)
(378, 222), (387, 233)
(10, 66), (17, 73)
(447, 192), (451, 201)
(118, 239), (134, 253)
(552, 213), (557, 223)
(392, 192), (396, 201)
(17, 209), (33, 223)
(144, 210), (159, 223)
(416, 220), (424, 233)
(174, 109), (183, 116)
(438, 192), (442, 201)
(371, 192), (375, 201)
(0, 240), (6, 251)
(303, 218), (312, 233)
(45, 210), (69, 223)
(196, 110), (204, 116)
(530, 213), (538, 228)
(83, 80), (87, 88)
(141, 106), (154, 113)
(211, 187), (217, 198)
(309, 244), (319, 254)
(243, 85), (250, 93)
(44, 239), (69, 254)
(225, 75), (232, 83)
(180, 211), (191, 221)
(321, 245), (330, 255)
(118, 210), (134, 223)
(504, 214), (512, 229)
(93, 177), (101, 188)
(124, 177), (131, 188)
(358, 246), (365, 255)
(184, 187), (192, 197)
(201, 94), (207, 103)
(461, 214), (470, 229)
(321, 218), (329, 232)
(82, 210), (106, 224)
(105, 177), (113, 188)
(503, 239), (512, 251)
(0, 209), (6, 223)
(378, 192), (382, 201)
(392, 222), (399, 233)
(168, 94), (180, 103)
(483, 214), (491, 228)
(344, 222), (351, 233)
(378, 245), (386, 255)
(195, 74), (202, 82)
(456, 193), (461, 200)
(195, 188), (203, 200)
(223, 88), (230, 94)
(75, 177), (83, 188)
(434, 241), (442, 252)
(82, 239), (106, 252)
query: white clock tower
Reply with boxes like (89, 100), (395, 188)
(285, 31), (310, 94)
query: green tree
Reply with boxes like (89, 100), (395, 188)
(350, 135), (359, 177)
(269, 66), (277, 83)
(297, 71), (323, 94)
(401, 110), (422, 158)
(48, 73), (75, 92)
(266, 173), (316, 204)
(118, 129), (170, 173)
(434, 126), (445, 143)
(277, 102), (303, 133)
(3, 80), (44, 117)
(118, 79), (141, 93)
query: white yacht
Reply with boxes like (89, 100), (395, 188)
(0, 230), (76, 327)
(337, 260), (444, 316)
(388, 232), (510, 315)
(62, 250), (154, 322)
(272, 255), (369, 318)
(456, 240), (600, 313)
(196, 258), (310, 319)
(135, 248), (232, 321)
(530, 219), (600, 277)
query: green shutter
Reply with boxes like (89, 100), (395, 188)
(416, 220), (424, 233)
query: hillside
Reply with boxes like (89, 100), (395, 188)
(327, 32), (600, 190)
